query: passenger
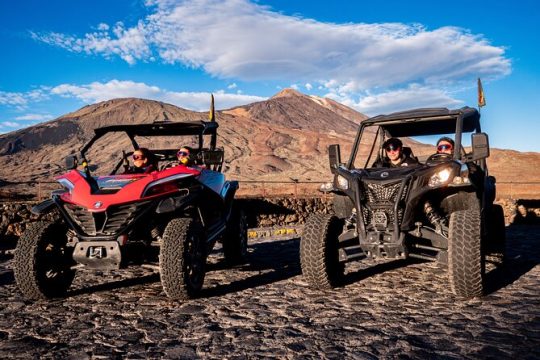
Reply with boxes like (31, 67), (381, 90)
(436, 137), (455, 155)
(177, 146), (195, 167)
(125, 148), (156, 174)
(373, 138), (418, 168)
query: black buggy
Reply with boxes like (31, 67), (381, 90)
(300, 107), (505, 298)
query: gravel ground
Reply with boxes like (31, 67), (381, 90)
(0, 225), (539, 359)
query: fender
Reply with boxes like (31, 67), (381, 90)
(222, 180), (239, 208)
(31, 198), (56, 216)
(155, 188), (199, 214)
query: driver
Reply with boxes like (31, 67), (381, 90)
(374, 138), (418, 168)
(125, 148), (156, 174)
(436, 137), (454, 155)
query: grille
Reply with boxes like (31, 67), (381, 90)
(64, 201), (151, 236)
(360, 180), (409, 230)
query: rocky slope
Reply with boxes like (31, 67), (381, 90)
(0, 90), (538, 192)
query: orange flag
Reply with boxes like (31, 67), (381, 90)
(477, 78), (486, 107)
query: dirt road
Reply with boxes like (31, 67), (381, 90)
(1, 225), (538, 359)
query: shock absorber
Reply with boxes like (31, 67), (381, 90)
(150, 226), (162, 242)
(424, 200), (447, 234)
(345, 207), (357, 228)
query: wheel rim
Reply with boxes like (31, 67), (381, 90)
(37, 238), (73, 285)
(239, 212), (248, 256)
(186, 233), (204, 288)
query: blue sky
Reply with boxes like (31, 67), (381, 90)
(0, 0), (538, 152)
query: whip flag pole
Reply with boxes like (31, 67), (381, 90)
(209, 94), (217, 150)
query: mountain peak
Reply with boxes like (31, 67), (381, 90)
(271, 88), (305, 99)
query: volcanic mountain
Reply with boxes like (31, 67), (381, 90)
(0, 89), (365, 184)
(0, 89), (538, 196)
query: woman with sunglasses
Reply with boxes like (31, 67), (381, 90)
(125, 148), (157, 174)
(177, 146), (194, 167)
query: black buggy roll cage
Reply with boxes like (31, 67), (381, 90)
(347, 107), (482, 169)
(79, 121), (219, 158)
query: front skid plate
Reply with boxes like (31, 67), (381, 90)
(73, 241), (121, 269)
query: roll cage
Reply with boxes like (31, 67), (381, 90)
(80, 121), (218, 156)
(348, 107), (482, 169)
(71, 121), (223, 175)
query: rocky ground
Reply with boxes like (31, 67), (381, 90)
(0, 224), (539, 359)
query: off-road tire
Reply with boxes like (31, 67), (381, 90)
(222, 205), (248, 265)
(159, 218), (206, 300)
(300, 214), (344, 289)
(333, 195), (354, 219)
(448, 209), (483, 298)
(14, 221), (75, 300)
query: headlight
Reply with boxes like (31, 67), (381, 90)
(429, 168), (452, 187)
(429, 165), (471, 188)
(320, 182), (334, 192)
(336, 175), (349, 190)
(451, 163), (471, 185)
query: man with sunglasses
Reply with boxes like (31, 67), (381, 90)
(436, 137), (455, 155)
(125, 148), (157, 174)
(373, 137), (418, 168)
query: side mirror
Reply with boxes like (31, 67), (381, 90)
(328, 144), (341, 174)
(471, 133), (490, 160)
(65, 155), (78, 170)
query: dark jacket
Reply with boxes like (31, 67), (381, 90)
(373, 154), (419, 168)
(124, 164), (156, 174)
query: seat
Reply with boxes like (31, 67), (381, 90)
(198, 149), (224, 172)
(402, 147), (418, 161)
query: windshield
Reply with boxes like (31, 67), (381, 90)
(351, 124), (474, 169)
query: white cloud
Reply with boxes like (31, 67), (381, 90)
(0, 91), (27, 106)
(227, 83), (237, 89)
(0, 89), (48, 108)
(1, 121), (20, 128)
(305, 83), (313, 91)
(51, 80), (162, 103)
(50, 79), (266, 111)
(14, 113), (54, 121)
(32, 0), (510, 91)
(326, 85), (463, 116)
(30, 20), (150, 65)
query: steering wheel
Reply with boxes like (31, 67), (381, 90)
(426, 153), (452, 165)
(160, 161), (178, 171)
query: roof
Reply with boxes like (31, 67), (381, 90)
(93, 121), (218, 137)
(81, 121), (218, 156)
(362, 107), (480, 137)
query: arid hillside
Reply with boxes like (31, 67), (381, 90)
(0, 89), (538, 196)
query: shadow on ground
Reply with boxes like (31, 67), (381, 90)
(484, 224), (539, 295)
(2, 224), (538, 299)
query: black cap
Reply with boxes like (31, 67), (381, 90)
(437, 137), (455, 147)
(383, 137), (402, 149)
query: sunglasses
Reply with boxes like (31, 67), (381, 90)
(177, 151), (189, 157)
(385, 144), (401, 152)
(437, 144), (453, 151)
(132, 154), (146, 160)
